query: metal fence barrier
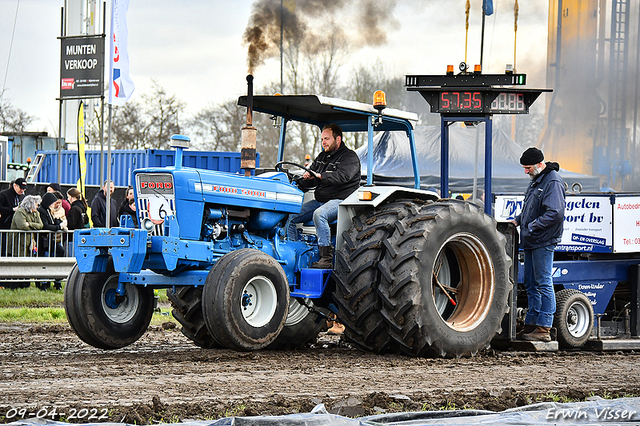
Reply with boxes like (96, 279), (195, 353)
(0, 230), (77, 282)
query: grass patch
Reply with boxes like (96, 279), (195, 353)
(0, 284), (64, 308)
(0, 285), (169, 308)
(0, 306), (177, 326)
(0, 285), (175, 326)
(0, 307), (68, 323)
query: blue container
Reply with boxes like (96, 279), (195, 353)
(35, 149), (260, 186)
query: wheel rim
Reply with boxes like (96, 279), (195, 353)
(431, 233), (494, 332)
(433, 256), (453, 315)
(284, 298), (310, 327)
(241, 275), (277, 328)
(566, 300), (591, 338)
(100, 275), (140, 324)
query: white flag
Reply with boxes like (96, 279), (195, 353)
(108, 0), (135, 105)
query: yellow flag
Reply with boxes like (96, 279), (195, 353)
(77, 101), (87, 196)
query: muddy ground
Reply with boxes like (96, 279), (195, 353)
(1, 323), (639, 424)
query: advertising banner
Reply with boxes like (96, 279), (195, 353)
(612, 195), (640, 253)
(495, 194), (613, 253)
(59, 35), (104, 99)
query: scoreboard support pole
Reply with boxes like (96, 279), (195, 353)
(440, 114), (492, 216)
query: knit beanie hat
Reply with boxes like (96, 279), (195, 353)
(520, 147), (544, 165)
(41, 192), (58, 209)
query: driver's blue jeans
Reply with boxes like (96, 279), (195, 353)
(523, 245), (556, 328)
(287, 199), (340, 247)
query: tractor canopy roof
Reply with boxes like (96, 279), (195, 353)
(238, 95), (418, 133)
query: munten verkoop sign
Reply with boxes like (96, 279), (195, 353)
(59, 34), (105, 99)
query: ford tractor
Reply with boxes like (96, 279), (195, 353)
(65, 80), (512, 358)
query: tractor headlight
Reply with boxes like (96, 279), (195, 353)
(142, 218), (155, 231)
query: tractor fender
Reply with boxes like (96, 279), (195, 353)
(336, 185), (439, 250)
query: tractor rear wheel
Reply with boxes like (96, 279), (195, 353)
(202, 249), (289, 351)
(64, 260), (154, 349)
(168, 286), (221, 348)
(377, 200), (511, 357)
(332, 200), (420, 353)
(554, 289), (594, 348)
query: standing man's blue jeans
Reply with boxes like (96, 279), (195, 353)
(287, 199), (340, 246)
(523, 245), (556, 328)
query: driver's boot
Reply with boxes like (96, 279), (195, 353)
(312, 246), (334, 269)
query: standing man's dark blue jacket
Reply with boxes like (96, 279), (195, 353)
(515, 162), (565, 249)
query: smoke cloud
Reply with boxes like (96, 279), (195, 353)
(243, 0), (398, 74)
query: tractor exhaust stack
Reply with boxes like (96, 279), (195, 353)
(241, 75), (257, 177)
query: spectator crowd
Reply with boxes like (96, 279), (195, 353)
(0, 179), (135, 291)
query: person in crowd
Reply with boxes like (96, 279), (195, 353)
(512, 147), (565, 342)
(37, 193), (67, 290)
(118, 185), (138, 227)
(0, 178), (27, 255)
(9, 195), (42, 257)
(67, 188), (89, 230)
(47, 183), (70, 215)
(51, 191), (68, 228)
(91, 180), (118, 228)
(287, 123), (361, 269)
(38, 192), (67, 258)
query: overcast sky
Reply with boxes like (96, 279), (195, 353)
(0, 0), (549, 136)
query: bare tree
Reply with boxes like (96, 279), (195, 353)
(141, 81), (185, 149)
(111, 101), (147, 149)
(0, 96), (34, 133)
(103, 80), (186, 150)
(190, 99), (245, 152)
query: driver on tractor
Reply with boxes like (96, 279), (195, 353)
(287, 123), (361, 268)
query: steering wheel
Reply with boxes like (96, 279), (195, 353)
(274, 161), (316, 182)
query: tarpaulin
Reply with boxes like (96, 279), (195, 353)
(8, 397), (640, 426)
(357, 125), (602, 194)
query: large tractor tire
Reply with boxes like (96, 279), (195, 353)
(167, 286), (221, 348)
(64, 260), (154, 349)
(377, 200), (511, 357)
(554, 289), (594, 348)
(202, 249), (289, 351)
(332, 200), (421, 353)
(267, 298), (327, 349)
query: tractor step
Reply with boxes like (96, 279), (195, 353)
(585, 339), (640, 351)
(493, 339), (559, 352)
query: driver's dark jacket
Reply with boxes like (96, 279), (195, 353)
(297, 143), (361, 203)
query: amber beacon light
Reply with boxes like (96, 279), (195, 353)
(373, 90), (387, 112)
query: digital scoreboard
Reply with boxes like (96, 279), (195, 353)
(438, 91), (528, 114)
(405, 73), (551, 115)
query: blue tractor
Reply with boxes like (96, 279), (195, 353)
(65, 91), (512, 357)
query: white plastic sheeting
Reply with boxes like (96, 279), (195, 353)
(9, 397), (640, 426)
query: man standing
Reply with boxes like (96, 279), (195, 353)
(91, 180), (118, 228)
(0, 178), (27, 229)
(513, 147), (565, 342)
(0, 178), (27, 255)
(288, 123), (361, 268)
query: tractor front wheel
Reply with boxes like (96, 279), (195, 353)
(168, 286), (221, 348)
(64, 262), (154, 349)
(268, 298), (327, 349)
(202, 249), (289, 351)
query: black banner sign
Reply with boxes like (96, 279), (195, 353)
(59, 35), (105, 99)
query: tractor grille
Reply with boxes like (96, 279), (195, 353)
(135, 173), (176, 236)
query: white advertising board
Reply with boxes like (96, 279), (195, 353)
(612, 196), (640, 253)
(494, 194), (613, 253)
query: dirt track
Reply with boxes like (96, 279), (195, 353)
(1, 323), (639, 424)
